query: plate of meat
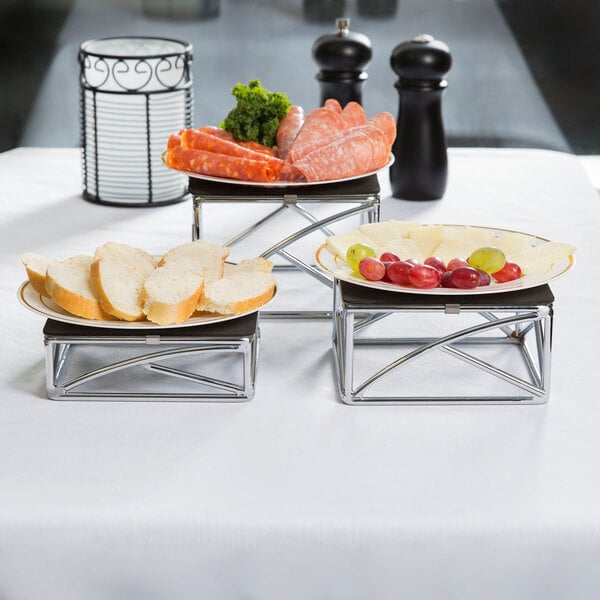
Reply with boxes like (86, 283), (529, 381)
(162, 98), (397, 186)
(162, 152), (394, 188)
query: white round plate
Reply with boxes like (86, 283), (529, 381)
(162, 154), (393, 188)
(315, 225), (575, 296)
(18, 281), (275, 329)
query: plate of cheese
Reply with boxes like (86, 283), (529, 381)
(315, 221), (576, 295)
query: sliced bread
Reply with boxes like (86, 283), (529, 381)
(199, 271), (276, 315)
(90, 257), (147, 321)
(94, 241), (157, 278)
(158, 240), (229, 284)
(21, 252), (55, 297)
(45, 255), (112, 320)
(222, 257), (274, 277)
(142, 265), (205, 325)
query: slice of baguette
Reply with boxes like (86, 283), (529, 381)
(222, 257), (273, 277)
(142, 265), (205, 325)
(199, 272), (276, 315)
(94, 241), (157, 278)
(45, 255), (112, 320)
(158, 240), (229, 284)
(90, 257), (147, 321)
(21, 252), (55, 297)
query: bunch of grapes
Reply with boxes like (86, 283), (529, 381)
(345, 244), (522, 289)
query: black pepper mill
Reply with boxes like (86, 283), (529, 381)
(312, 18), (372, 107)
(390, 34), (452, 200)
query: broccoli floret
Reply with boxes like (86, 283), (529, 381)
(220, 79), (291, 148)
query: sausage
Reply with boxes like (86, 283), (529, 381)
(276, 162), (304, 182)
(286, 110), (396, 166)
(167, 133), (182, 150)
(276, 105), (305, 160)
(290, 124), (390, 182)
(341, 101), (366, 128)
(199, 126), (278, 156)
(285, 105), (346, 158)
(324, 98), (342, 113)
(166, 145), (280, 182)
(181, 128), (284, 171)
(367, 112), (397, 147)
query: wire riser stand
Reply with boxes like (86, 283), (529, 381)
(332, 280), (554, 405)
(43, 315), (259, 402)
(191, 175), (381, 318)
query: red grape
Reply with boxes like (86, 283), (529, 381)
(380, 262), (393, 282)
(386, 260), (414, 286)
(476, 270), (491, 286)
(424, 256), (446, 274)
(405, 258), (420, 266)
(450, 266), (481, 289)
(380, 252), (400, 262)
(408, 264), (442, 289)
(492, 261), (522, 283)
(358, 257), (386, 281)
(440, 271), (454, 288)
(447, 258), (469, 271)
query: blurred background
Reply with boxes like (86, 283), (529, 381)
(1, 0), (598, 168)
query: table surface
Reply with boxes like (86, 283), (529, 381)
(1, 147), (599, 600)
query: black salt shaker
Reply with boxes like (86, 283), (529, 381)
(389, 34), (452, 200)
(312, 18), (372, 107)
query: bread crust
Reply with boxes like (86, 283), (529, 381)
(24, 267), (49, 297)
(46, 276), (112, 321)
(90, 259), (145, 321)
(229, 285), (275, 314)
(199, 276), (276, 315)
(143, 280), (205, 325)
(21, 253), (54, 297)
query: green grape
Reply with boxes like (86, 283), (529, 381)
(346, 243), (376, 273)
(468, 247), (506, 274)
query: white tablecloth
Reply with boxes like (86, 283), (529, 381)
(1, 147), (599, 600)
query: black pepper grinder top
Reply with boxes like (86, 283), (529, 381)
(312, 18), (372, 107)
(389, 34), (452, 200)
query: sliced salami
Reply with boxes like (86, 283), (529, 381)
(276, 105), (305, 160)
(276, 162), (304, 182)
(285, 105), (346, 157)
(167, 133), (182, 150)
(324, 98), (342, 113)
(291, 124), (390, 182)
(368, 112), (397, 147)
(181, 128), (284, 170)
(198, 126), (278, 156)
(166, 145), (280, 182)
(341, 101), (367, 128)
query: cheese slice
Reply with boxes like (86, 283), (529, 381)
(493, 232), (536, 258)
(387, 220), (421, 238)
(381, 239), (423, 262)
(445, 226), (495, 248)
(325, 231), (379, 260)
(358, 222), (400, 247)
(431, 238), (479, 264)
(407, 225), (445, 259)
(511, 241), (576, 275)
